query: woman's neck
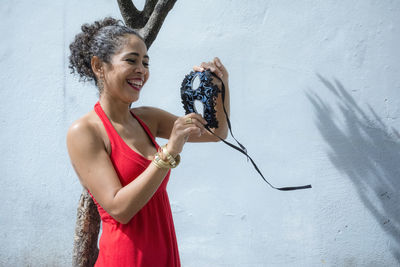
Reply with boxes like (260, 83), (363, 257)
(99, 94), (133, 125)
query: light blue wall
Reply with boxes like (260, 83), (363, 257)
(1, 0), (399, 266)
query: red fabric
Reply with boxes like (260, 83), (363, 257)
(91, 101), (180, 267)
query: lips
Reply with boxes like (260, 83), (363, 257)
(127, 78), (144, 91)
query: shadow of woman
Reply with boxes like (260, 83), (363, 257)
(306, 74), (400, 262)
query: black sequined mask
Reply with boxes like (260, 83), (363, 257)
(180, 69), (312, 191)
(180, 70), (220, 128)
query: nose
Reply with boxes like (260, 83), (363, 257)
(135, 64), (147, 75)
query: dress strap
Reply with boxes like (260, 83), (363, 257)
(130, 111), (160, 150)
(94, 101), (118, 147)
(94, 101), (160, 155)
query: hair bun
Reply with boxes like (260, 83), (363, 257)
(69, 17), (123, 83)
(81, 17), (121, 38)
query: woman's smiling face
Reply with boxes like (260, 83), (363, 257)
(101, 34), (149, 103)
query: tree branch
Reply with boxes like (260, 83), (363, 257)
(142, 0), (158, 22)
(117, 0), (143, 28)
(117, 0), (177, 49)
(140, 0), (177, 48)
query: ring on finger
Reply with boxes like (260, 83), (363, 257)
(184, 117), (193, 124)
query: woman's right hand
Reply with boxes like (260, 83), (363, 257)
(166, 113), (207, 156)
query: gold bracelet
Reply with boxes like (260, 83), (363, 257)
(161, 144), (179, 168)
(152, 153), (171, 169)
(152, 152), (181, 169)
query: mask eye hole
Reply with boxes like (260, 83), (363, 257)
(192, 74), (201, 90)
(194, 100), (204, 116)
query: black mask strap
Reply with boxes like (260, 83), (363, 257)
(209, 73), (312, 191)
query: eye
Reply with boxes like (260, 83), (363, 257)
(126, 59), (136, 64)
(143, 62), (149, 68)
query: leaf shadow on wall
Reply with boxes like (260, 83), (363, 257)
(306, 74), (400, 262)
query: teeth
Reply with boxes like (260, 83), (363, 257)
(128, 80), (143, 87)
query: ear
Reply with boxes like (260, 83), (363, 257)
(91, 56), (104, 80)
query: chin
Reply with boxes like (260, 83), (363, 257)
(129, 94), (140, 103)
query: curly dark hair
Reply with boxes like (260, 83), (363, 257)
(69, 17), (145, 88)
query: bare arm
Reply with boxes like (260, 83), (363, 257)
(67, 120), (169, 224)
(67, 108), (203, 224)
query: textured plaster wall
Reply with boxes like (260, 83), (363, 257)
(0, 0), (399, 266)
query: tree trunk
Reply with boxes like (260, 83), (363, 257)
(72, 189), (100, 267)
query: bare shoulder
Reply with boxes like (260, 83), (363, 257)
(131, 106), (163, 120)
(66, 111), (106, 158)
(66, 111), (110, 187)
(131, 106), (178, 137)
(67, 111), (101, 142)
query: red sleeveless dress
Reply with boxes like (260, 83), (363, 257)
(92, 101), (181, 267)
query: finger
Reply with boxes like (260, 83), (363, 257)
(200, 62), (208, 68)
(187, 118), (206, 131)
(184, 113), (205, 124)
(214, 57), (227, 75)
(193, 65), (205, 72)
(200, 62), (223, 78)
(208, 64), (223, 78)
(182, 126), (202, 137)
(212, 66), (223, 78)
(189, 113), (207, 125)
(214, 57), (223, 68)
(178, 115), (196, 127)
(181, 116), (206, 131)
(201, 62), (215, 71)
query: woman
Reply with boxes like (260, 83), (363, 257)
(67, 17), (229, 266)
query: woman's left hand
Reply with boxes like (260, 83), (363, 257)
(193, 57), (229, 86)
